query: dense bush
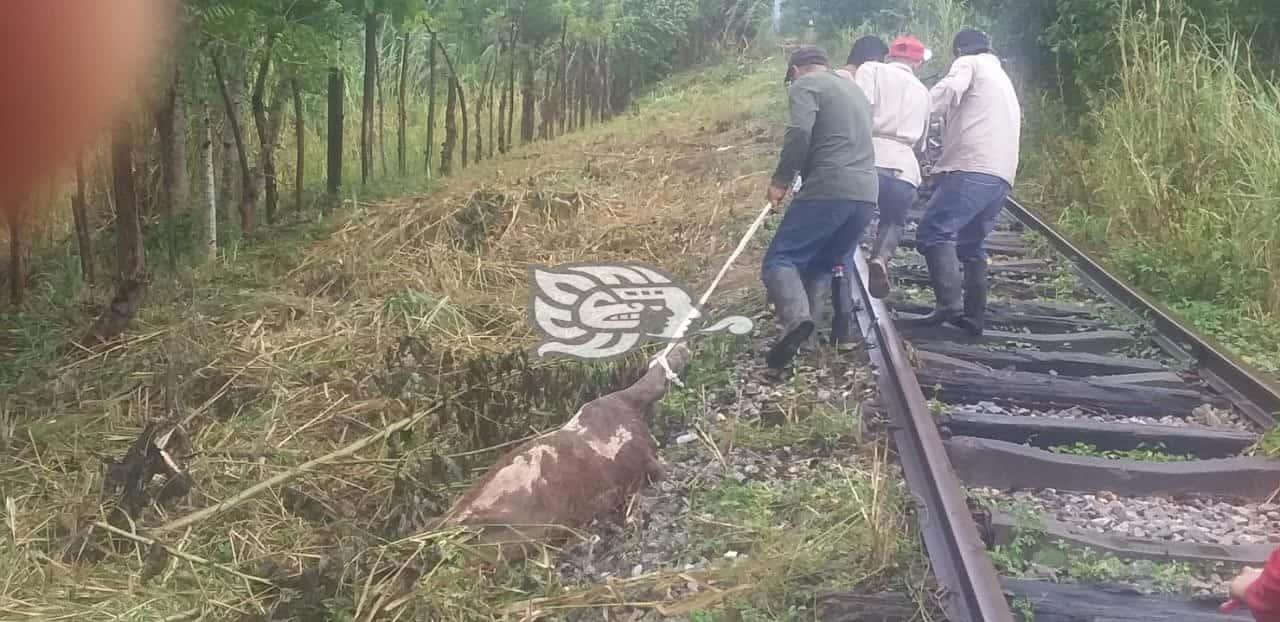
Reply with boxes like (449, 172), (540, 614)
(1014, 2), (1280, 370)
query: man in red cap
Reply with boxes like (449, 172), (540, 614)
(838, 35), (932, 299)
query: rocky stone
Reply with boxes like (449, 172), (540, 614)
(980, 487), (1280, 548)
(952, 401), (1253, 431)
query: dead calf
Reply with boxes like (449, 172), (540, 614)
(442, 345), (691, 563)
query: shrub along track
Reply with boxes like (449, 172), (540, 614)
(827, 193), (1280, 621)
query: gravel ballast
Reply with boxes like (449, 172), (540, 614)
(981, 487), (1280, 546)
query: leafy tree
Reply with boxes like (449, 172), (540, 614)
(8, 0), (751, 331)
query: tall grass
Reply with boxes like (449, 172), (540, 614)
(1020, 5), (1280, 372)
(826, 0), (985, 80)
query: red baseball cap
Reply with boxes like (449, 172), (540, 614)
(889, 36), (927, 63)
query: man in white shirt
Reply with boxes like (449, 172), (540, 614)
(905, 29), (1021, 337)
(845, 35), (931, 300)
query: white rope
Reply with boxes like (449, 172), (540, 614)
(651, 199), (778, 386)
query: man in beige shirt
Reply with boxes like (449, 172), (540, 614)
(905, 29), (1022, 337)
(841, 36), (931, 300)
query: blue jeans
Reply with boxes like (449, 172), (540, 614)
(876, 168), (916, 231)
(916, 171), (1011, 262)
(762, 199), (876, 280)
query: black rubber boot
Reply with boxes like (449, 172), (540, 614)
(867, 220), (902, 299)
(954, 258), (988, 337)
(830, 265), (856, 349)
(802, 275), (829, 350)
(763, 266), (816, 369)
(900, 244), (964, 327)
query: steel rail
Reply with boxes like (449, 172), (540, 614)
(849, 248), (1013, 622)
(1004, 198), (1280, 428)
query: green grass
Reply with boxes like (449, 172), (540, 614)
(1251, 426), (1280, 458)
(1048, 442), (1195, 462)
(683, 445), (919, 618)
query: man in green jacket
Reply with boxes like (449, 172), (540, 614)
(763, 46), (878, 369)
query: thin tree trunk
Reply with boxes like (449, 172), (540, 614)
(520, 52), (535, 143)
(488, 58), (497, 158)
(589, 43), (600, 124)
(474, 78), (483, 164)
(601, 42), (612, 121)
(264, 78), (288, 217)
(219, 54), (243, 221)
(113, 124), (146, 282)
(377, 35), (388, 179)
(71, 154), (96, 284)
(432, 36), (468, 170)
(498, 42), (509, 154)
(292, 77), (304, 212)
(396, 31), (409, 176)
(251, 36), (277, 225)
(425, 32), (437, 176)
(91, 120), (147, 343)
(577, 48), (589, 130)
(361, 10), (377, 185)
(460, 75), (469, 168)
(171, 71), (189, 208)
(557, 19), (568, 137)
(506, 41), (518, 149)
(202, 103), (217, 261)
(539, 64), (553, 140)
(441, 76), (457, 176)
(213, 52), (256, 235)
(327, 68), (344, 197)
(6, 208), (27, 307)
(507, 0), (528, 149)
(155, 64), (182, 269)
(567, 47), (577, 132)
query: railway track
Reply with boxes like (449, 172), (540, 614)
(842, 197), (1280, 622)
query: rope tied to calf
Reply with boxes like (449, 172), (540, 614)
(651, 199), (779, 387)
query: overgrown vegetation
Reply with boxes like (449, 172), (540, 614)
(1049, 442), (1194, 463)
(1018, 5), (1280, 374)
(685, 450), (916, 616)
(974, 494), (1202, 595)
(1250, 426), (1280, 459)
(0, 46), (938, 617)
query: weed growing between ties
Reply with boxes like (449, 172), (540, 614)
(971, 492), (1225, 597)
(1251, 427), (1280, 459)
(1048, 442), (1195, 463)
